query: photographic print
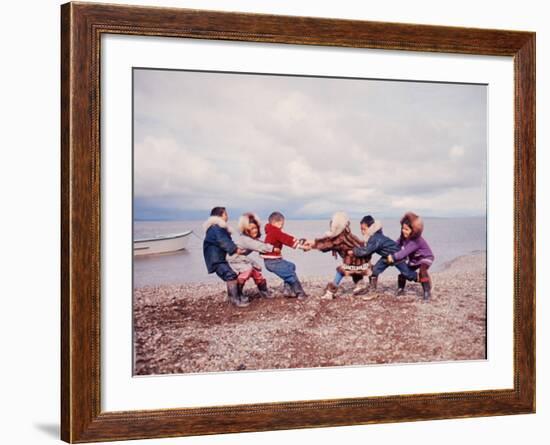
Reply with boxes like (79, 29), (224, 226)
(132, 68), (487, 376)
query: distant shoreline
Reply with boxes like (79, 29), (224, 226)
(135, 216), (488, 222)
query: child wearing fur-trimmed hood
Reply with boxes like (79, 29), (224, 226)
(228, 213), (279, 299)
(308, 212), (371, 299)
(387, 212), (435, 300)
(352, 215), (418, 297)
(203, 207), (248, 308)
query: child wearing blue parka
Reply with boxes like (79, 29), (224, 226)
(203, 207), (248, 308)
(352, 215), (418, 293)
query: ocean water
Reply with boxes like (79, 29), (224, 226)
(133, 218), (486, 288)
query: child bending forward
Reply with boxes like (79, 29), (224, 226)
(388, 212), (435, 300)
(228, 212), (278, 299)
(262, 211), (309, 300)
(353, 215), (418, 295)
(203, 207), (248, 308)
(310, 212), (371, 299)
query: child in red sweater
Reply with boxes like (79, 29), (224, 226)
(262, 211), (310, 299)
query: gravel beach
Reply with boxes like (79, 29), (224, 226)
(134, 251), (486, 376)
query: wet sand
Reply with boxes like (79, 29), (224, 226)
(134, 251), (486, 375)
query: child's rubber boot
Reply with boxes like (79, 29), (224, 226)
(362, 276), (378, 301)
(321, 282), (337, 300)
(421, 280), (432, 301)
(352, 279), (368, 296)
(396, 274), (406, 296)
(369, 276), (378, 291)
(283, 282), (296, 298)
(238, 283), (250, 307)
(228, 280), (249, 308)
(237, 281), (251, 305)
(291, 280), (308, 300)
(257, 280), (274, 299)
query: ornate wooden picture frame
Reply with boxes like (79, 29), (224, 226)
(61, 2), (535, 442)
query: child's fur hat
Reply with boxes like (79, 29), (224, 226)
(400, 212), (424, 239)
(238, 212), (262, 236)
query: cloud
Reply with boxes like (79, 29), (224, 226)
(449, 145), (465, 159)
(133, 69), (487, 219)
(390, 186), (486, 216)
(134, 137), (230, 199)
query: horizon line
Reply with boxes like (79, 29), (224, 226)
(134, 215), (487, 222)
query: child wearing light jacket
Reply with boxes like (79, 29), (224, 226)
(228, 213), (278, 299)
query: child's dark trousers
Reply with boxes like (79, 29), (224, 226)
(213, 263), (238, 282)
(372, 258), (417, 281)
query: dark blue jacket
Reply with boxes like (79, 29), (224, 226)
(353, 229), (400, 260)
(203, 224), (238, 273)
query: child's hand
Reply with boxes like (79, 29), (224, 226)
(272, 247), (281, 254)
(347, 249), (354, 256)
(236, 248), (247, 255)
(301, 240), (314, 251)
(387, 255), (394, 264)
(296, 238), (310, 251)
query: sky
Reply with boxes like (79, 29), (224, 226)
(133, 68), (487, 220)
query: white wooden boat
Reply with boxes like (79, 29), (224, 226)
(133, 230), (193, 256)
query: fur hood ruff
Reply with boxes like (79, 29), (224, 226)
(324, 211), (350, 237)
(400, 212), (424, 238)
(203, 216), (233, 233)
(237, 213), (262, 235)
(364, 221), (383, 242)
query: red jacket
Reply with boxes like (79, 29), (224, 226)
(262, 223), (298, 259)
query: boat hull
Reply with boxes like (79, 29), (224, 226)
(134, 231), (192, 256)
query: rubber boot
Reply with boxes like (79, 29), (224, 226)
(239, 282), (251, 305)
(227, 280), (249, 308)
(396, 274), (406, 296)
(421, 280), (432, 301)
(321, 282), (337, 300)
(291, 280), (308, 300)
(283, 282), (296, 298)
(361, 276), (379, 301)
(352, 280), (368, 295)
(369, 276), (378, 291)
(257, 280), (274, 299)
